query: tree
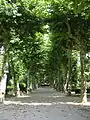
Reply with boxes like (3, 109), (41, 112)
(46, 0), (90, 102)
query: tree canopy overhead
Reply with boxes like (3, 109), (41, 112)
(0, 0), (90, 103)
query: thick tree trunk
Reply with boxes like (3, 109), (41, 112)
(64, 67), (68, 93)
(0, 72), (8, 102)
(0, 45), (8, 102)
(58, 70), (61, 91)
(55, 77), (58, 91)
(66, 49), (72, 95)
(14, 75), (20, 97)
(33, 78), (36, 90)
(30, 81), (33, 91)
(0, 25), (9, 101)
(59, 70), (64, 92)
(16, 81), (20, 96)
(80, 48), (87, 103)
(27, 71), (34, 93)
(56, 70), (63, 92)
(10, 57), (20, 96)
(66, 17), (73, 95)
(13, 74), (20, 97)
(31, 75), (36, 90)
(0, 46), (7, 80)
(27, 70), (30, 94)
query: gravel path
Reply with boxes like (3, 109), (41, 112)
(0, 87), (90, 120)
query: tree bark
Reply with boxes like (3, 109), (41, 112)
(66, 49), (72, 95)
(0, 53), (8, 101)
(27, 70), (30, 94)
(58, 70), (61, 91)
(10, 57), (20, 96)
(80, 47), (87, 103)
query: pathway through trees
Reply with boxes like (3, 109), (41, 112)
(0, 87), (90, 120)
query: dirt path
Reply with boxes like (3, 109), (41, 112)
(0, 87), (90, 120)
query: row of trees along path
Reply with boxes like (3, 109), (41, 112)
(0, 0), (90, 104)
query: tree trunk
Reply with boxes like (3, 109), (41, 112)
(0, 25), (9, 101)
(64, 68), (68, 93)
(10, 57), (20, 96)
(33, 77), (36, 90)
(55, 77), (58, 91)
(0, 45), (8, 102)
(66, 49), (72, 95)
(0, 46), (7, 81)
(58, 70), (61, 91)
(80, 48), (87, 103)
(0, 72), (8, 102)
(13, 74), (20, 97)
(16, 80), (20, 97)
(27, 70), (30, 94)
(30, 81), (33, 91)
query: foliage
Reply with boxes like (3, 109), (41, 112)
(0, 0), (90, 102)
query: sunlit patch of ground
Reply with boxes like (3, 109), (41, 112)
(4, 101), (52, 106)
(3, 101), (90, 106)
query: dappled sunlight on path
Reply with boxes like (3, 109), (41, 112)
(0, 87), (90, 120)
(5, 88), (81, 103)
